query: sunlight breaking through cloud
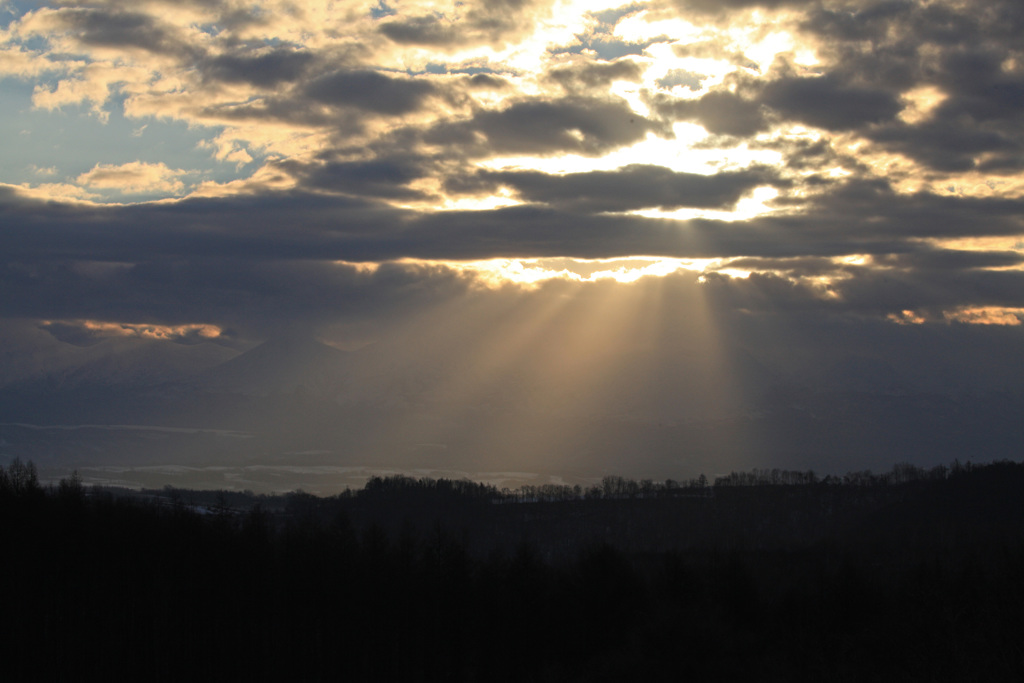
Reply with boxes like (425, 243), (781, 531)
(0, 0), (1023, 482)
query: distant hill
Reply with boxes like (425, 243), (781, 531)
(1, 326), (1022, 482)
(201, 335), (351, 396)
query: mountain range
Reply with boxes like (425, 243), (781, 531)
(1, 328), (1021, 492)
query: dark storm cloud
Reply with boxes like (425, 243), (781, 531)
(378, 15), (459, 46)
(299, 157), (433, 200)
(804, 0), (1023, 50)
(0, 185), (758, 270)
(424, 97), (667, 156)
(640, 0), (1023, 175)
(650, 90), (768, 137)
(472, 164), (780, 212)
(0, 255), (475, 339)
(759, 75), (902, 131)
(668, 0), (800, 14)
(201, 47), (315, 87)
(794, 0), (1024, 171)
(378, 0), (554, 48)
(860, 44), (1024, 170)
(305, 69), (438, 115)
(1, 178), (1021, 267)
(203, 65), (450, 128)
(710, 248), (1024, 319)
(802, 0), (918, 43)
(697, 265), (1024, 322)
(871, 121), (1017, 173)
(80, 0), (273, 31)
(729, 249), (1024, 278)
(53, 8), (192, 56)
(796, 180), (1024, 241)
(699, 270), (829, 314)
(0, 187), (397, 263)
(830, 267), (1024, 315)
(978, 156), (1024, 174)
(750, 137), (848, 173)
(723, 256), (851, 278)
(466, 73), (511, 90)
(546, 59), (645, 93)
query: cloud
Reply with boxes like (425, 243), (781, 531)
(0, 47), (74, 78)
(68, 8), (187, 55)
(377, 0), (556, 49)
(76, 162), (193, 195)
(39, 319), (224, 346)
(298, 157), (434, 200)
(1, 175), (1021, 267)
(651, 90), (767, 137)
(667, 0), (799, 13)
(23, 6), (194, 58)
(305, 69), (439, 115)
(793, 0), (1024, 173)
(425, 96), (666, 157)
(27, 165), (58, 177)
(0, 253), (477, 341)
(201, 47), (315, 87)
(31, 67), (114, 112)
(469, 164), (781, 212)
(0, 0), (1021, 403)
(759, 74), (903, 132)
(545, 58), (646, 94)
(378, 14), (460, 46)
(871, 249), (1024, 272)
(3, 182), (98, 203)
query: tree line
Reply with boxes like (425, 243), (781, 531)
(2, 456), (1023, 681)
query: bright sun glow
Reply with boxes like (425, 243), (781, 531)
(478, 126), (782, 177)
(454, 257), (715, 286)
(632, 185), (781, 222)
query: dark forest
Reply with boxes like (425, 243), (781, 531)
(2, 458), (1023, 681)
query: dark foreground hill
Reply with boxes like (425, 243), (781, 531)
(1, 459), (1023, 681)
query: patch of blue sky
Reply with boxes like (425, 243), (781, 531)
(421, 63), (502, 76)
(194, 22), (223, 38)
(657, 69), (704, 91)
(370, 1), (396, 19)
(1, 1), (41, 31)
(551, 35), (659, 61)
(11, 34), (53, 54)
(551, 4), (667, 61)
(588, 4), (647, 27)
(0, 79), (262, 201)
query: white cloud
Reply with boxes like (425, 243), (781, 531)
(0, 47), (74, 78)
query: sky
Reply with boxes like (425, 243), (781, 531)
(1, 0), (1023, 482)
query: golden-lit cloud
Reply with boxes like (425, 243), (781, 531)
(41, 319), (224, 344)
(945, 307), (1024, 326)
(889, 307), (1024, 327)
(0, 45), (75, 77)
(3, 181), (98, 202)
(76, 161), (192, 195)
(451, 256), (703, 287)
(0, 0), (1022, 343)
